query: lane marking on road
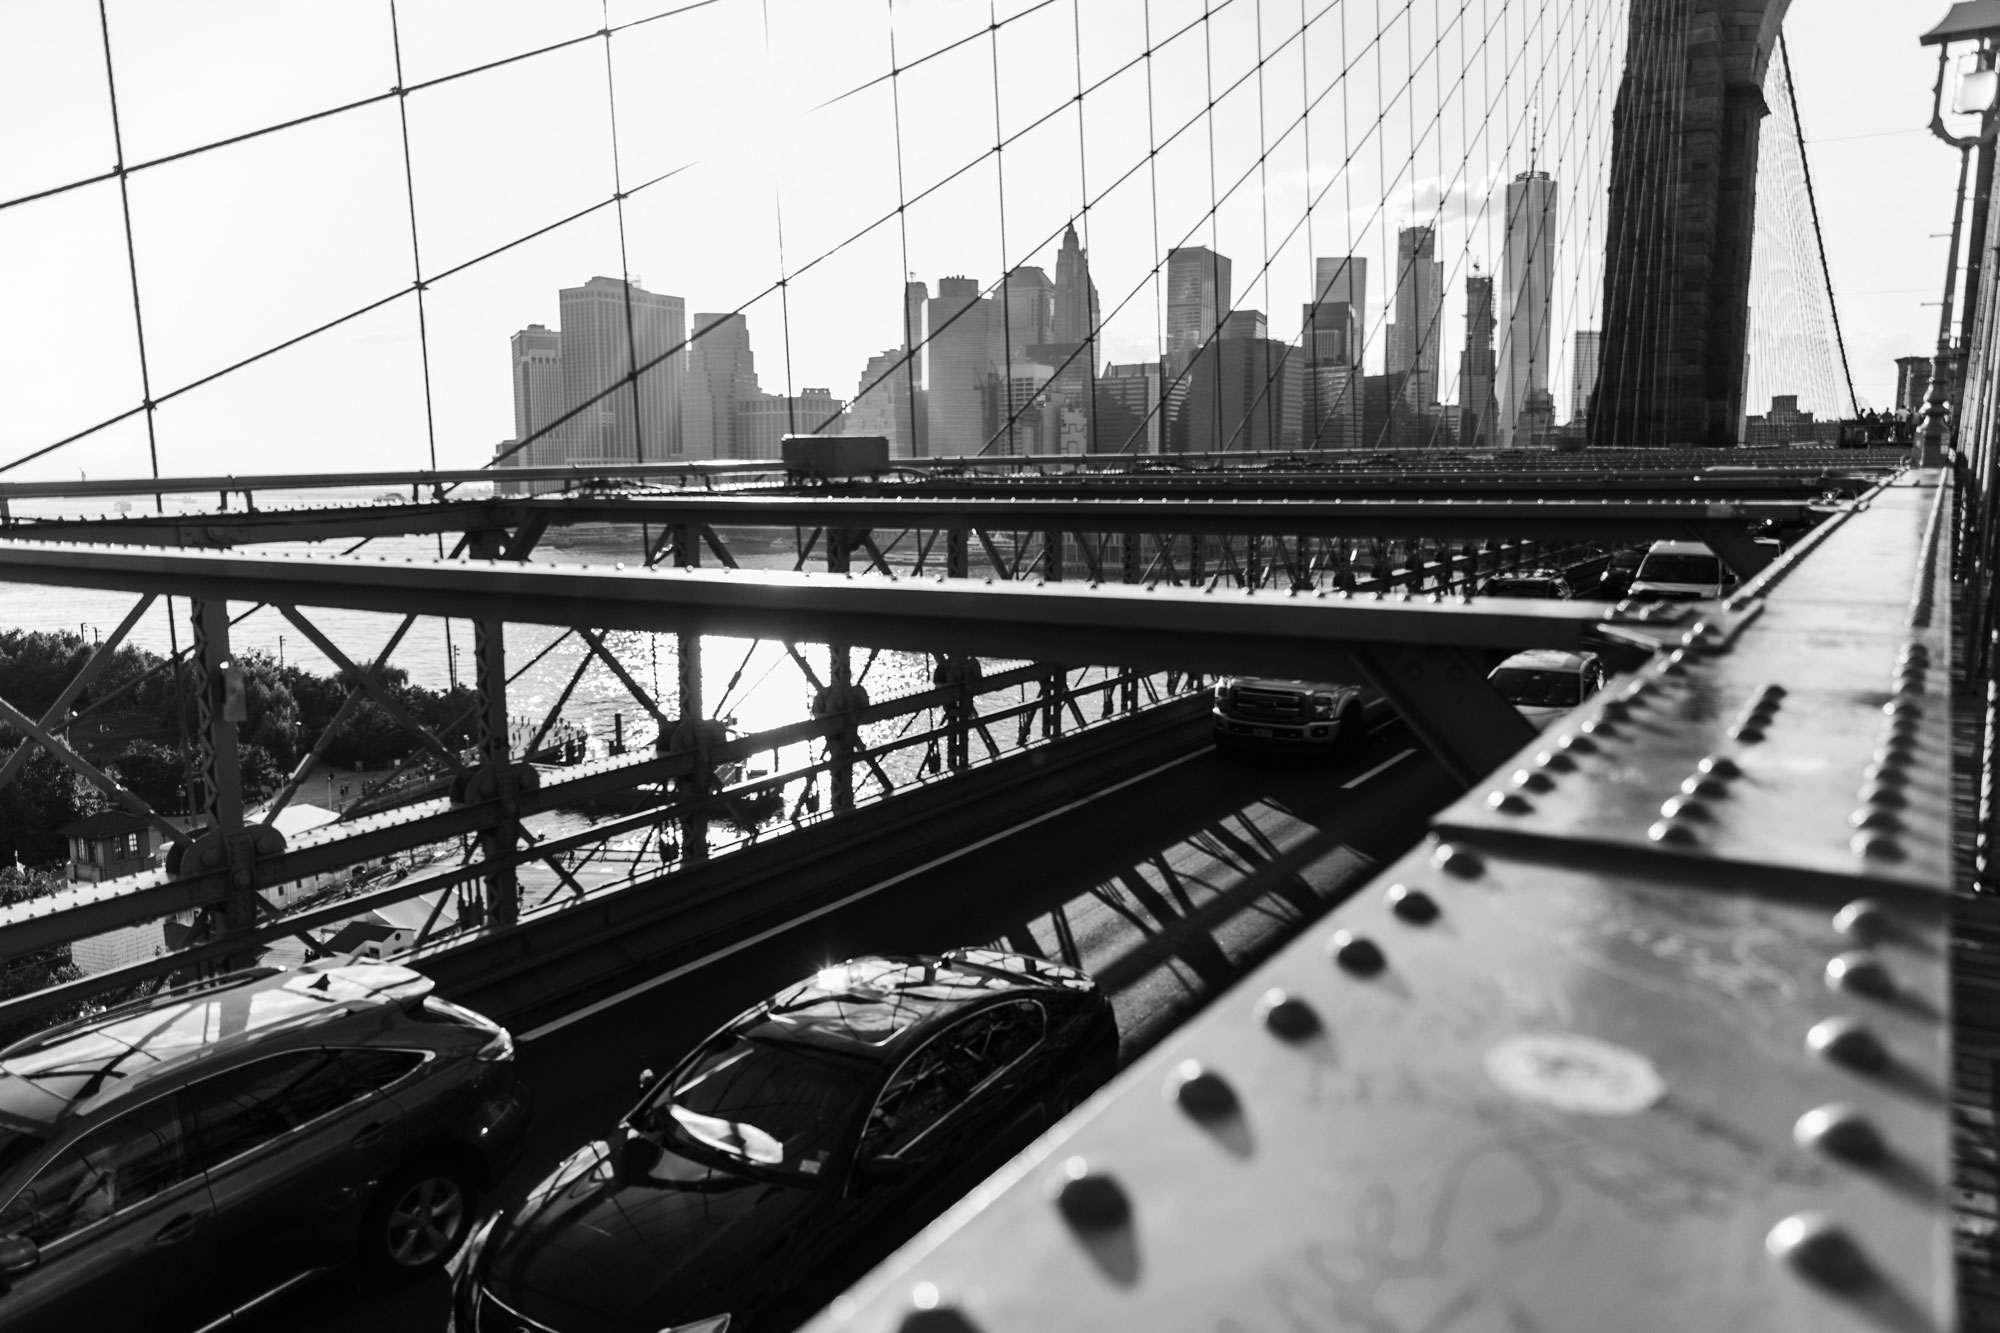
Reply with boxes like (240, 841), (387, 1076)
(1343, 747), (1417, 788)
(520, 748), (1209, 1043)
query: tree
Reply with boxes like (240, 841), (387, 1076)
(108, 740), (191, 814)
(0, 744), (85, 868)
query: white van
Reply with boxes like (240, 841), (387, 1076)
(1487, 650), (1606, 729)
(1627, 540), (1735, 602)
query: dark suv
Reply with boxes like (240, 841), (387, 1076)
(0, 961), (529, 1333)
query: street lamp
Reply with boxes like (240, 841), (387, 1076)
(1919, 3), (2000, 466)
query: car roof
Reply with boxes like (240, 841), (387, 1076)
(1493, 649), (1593, 673)
(0, 962), (435, 1125)
(1642, 540), (1717, 556)
(736, 952), (1089, 1065)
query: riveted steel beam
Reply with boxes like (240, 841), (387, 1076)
(0, 542), (1605, 681)
(803, 471), (1956, 1333)
(7, 494), (1839, 551)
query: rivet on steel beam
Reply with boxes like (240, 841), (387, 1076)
(1832, 898), (1892, 941)
(1855, 783), (1907, 810)
(1648, 819), (1697, 844)
(1512, 767), (1555, 792)
(1328, 930), (1386, 974)
(1663, 794), (1714, 821)
(1883, 698), (1923, 720)
(1659, 653), (1687, 677)
(1258, 988), (1322, 1039)
(1051, 1157), (1130, 1230)
(1861, 761), (1911, 787)
(1793, 1103), (1887, 1164)
(1431, 842), (1483, 877)
(1579, 717), (1617, 739)
(1806, 1016), (1889, 1070)
(1825, 950), (1896, 998)
(1765, 1212), (1871, 1289)
(1364, 876), (1439, 926)
(1758, 683), (1788, 701)
(898, 1302), (980, 1333)
(1728, 723), (1766, 743)
(1486, 790), (1532, 814)
(1554, 732), (1598, 755)
(1166, 1060), (1239, 1120)
(1847, 807), (1902, 832)
(1535, 749), (1577, 773)
(1850, 832), (1905, 862)
(1680, 775), (1727, 799)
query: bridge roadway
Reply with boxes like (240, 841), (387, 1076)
(234, 718), (1453, 1333)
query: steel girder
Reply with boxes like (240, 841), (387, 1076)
(0, 540), (1604, 678)
(8, 495), (1826, 555)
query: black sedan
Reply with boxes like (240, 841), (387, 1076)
(452, 950), (1119, 1333)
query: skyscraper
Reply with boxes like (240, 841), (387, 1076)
(682, 312), (758, 460)
(999, 267), (1055, 361)
(926, 276), (994, 455)
(904, 278), (928, 363)
(558, 276), (685, 461)
(1305, 257), (1367, 450)
(1053, 222), (1101, 346)
(733, 388), (844, 460)
(1498, 171), (1557, 448)
(509, 324), (564, 468)
(1096, 362), (1163, 453)
(1166, 246), (1232, 373)
(1389, 227), (1443, 408)
(849, 349), (923, 457)
(1173, 310), (1301, 453)
(1570, 330), (1603, 425)
(1457, 273), (1499, 449)
(1315, 257), (1368, 367)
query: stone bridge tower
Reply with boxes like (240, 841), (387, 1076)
(1589, 0), (1793, 448)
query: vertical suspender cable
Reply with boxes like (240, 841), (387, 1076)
(1780, 33), (1859, 419)
(387, 0), (457, 689)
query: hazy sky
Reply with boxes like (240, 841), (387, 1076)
(0, 0), (1972, 480)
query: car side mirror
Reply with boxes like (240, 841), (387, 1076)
(855, 1155), (915, 1185)
(615, 1132), (662, 1185)
(0, 1235), (38, 1278)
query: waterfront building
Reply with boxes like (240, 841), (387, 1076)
(1097, 361), (1163, 453)
(926, 276), (994, 455)
(1571, 329), (1603, 424)
(683, 312), (758, 460)
(559, 276), (685, 460)
(848, 349), (923, 457)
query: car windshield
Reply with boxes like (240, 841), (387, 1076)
(1636, 554), (1722, 585)
(1489, 668), (1583, 708)
(635, 1037), (872, 1184)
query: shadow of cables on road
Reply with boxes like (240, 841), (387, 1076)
(971, 733), (1457, 1058)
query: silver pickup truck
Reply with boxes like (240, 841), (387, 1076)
(1210, 677), (1371, 750)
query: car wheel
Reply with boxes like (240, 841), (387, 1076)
(366, 1162), (475, 1276)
